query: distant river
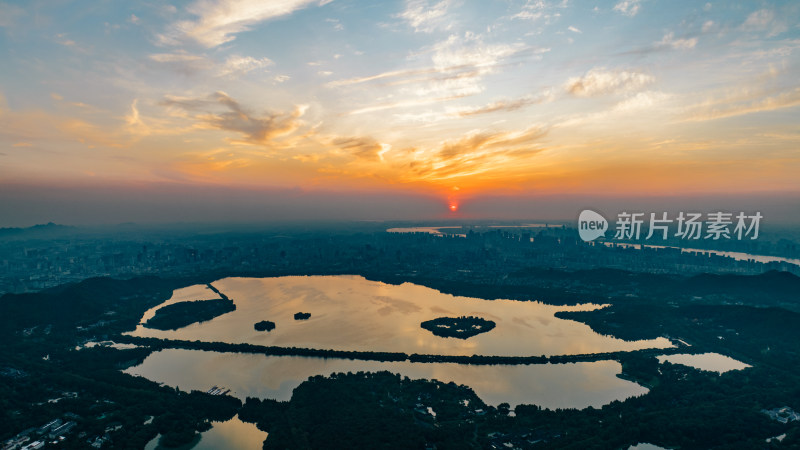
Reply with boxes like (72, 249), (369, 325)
(603, 242), (800, 267)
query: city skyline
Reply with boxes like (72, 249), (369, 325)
(1, 0), (799, 225)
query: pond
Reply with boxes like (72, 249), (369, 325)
(143, 414), (265, 450)
(656, 352), (750, 374)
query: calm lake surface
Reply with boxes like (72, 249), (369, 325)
(129, 275), (672, 357)
(657, 352), (751, 374)
(143, 414), (265, 450)
(126, 348), (649, 409)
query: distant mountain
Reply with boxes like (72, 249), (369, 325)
(0, 222), (76, 238)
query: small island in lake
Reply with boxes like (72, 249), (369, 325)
(420, 316), (496, 339)
(143, 299), (236, 331)
(294, 312), (311, 320)
(254, 320), (276, 331)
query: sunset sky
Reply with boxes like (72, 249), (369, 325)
(1, 0), (799, 225)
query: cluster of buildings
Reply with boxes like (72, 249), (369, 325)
(2, 416), (126, 450)
(763, 406), (800, 424)
(2, 418), (76, 450)
(1, 224), (798, 295)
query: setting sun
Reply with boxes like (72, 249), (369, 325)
(0, 0), (798, 224)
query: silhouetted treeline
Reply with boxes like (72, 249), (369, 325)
(117, 336), (409, 362)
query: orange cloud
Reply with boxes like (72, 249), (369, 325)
(161, 91), (307, 146)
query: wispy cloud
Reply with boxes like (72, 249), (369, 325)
(565, 68), (654, 97)
(325, 18), (344, 31)
(740, 9), (787, 37)
(327, 67), (438, 88)
(149, 51), (213, 75)
(330, 34), (535, 91)
(452, 91), (554, 117)
(743, 9), (773, 28)
(421, 33), (525, 96)
(404, 126), (548, 181)
(332, 136), (390, 161)
(512, 0), (565, 24)
(161, 91), (307, 145)
(121, 99), (191, 140)
(619, 31), (701, 57)
(430, 33), (522, 70)
(398, 0), (452, 33)
(216, 55), (273, 78)
(347, 95), (467, 116)
(335, 33), (532, 114)
(657, 32), (697, 50)
(149, 52), (206, 63)
(124, 99), (147, 136)
(159, 0), (327, 48)
(612, 91), (671, 112)
(613, 0), (641, 17)
(54, 33), (89, 53)
(148, 52), (273, 78)
(686, 86), (800, 122)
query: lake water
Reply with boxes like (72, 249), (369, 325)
(386, 224), (557, 238)
(125, 348), (649, 410)
(628, 444), (668, 450)
(386, 226), (462, 236)
(657, 352), (750, 374)
(128, 275), (672, 357)
(143, 414), (265, 450)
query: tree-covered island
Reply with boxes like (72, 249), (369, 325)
(420, 316), (496, 339)
(254, 320), (276, 331)
(143, 298), (235, 331)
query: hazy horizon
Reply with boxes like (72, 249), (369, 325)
(2, 181), (799, 227)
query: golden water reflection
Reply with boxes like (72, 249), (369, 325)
(126, 349), (649, 409)
(143, 414), (265, 450)
(129, 275), (672, 357)
(656, 352), (750, 374)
